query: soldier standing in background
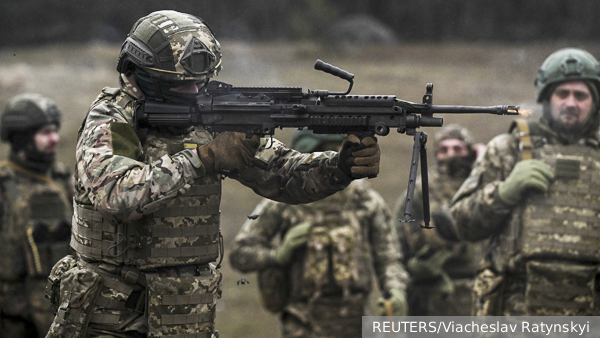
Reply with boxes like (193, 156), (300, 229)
(230, 129), (408, 338)
(0, 94), (73, 338)
(393, 124), (486, 316)
(438, 48), (600, 315)
(45, 10), (381, 338)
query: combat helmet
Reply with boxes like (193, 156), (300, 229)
(290, 128), (346, 152)
(535, 48), (600, 103)
(117, 10), (222, 83)
(1, 93), (61, 142)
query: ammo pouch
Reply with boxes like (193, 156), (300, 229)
(46, 261), (103, 338)
(258, 266), (290, 313)
(525, 260), (597, 315)
(472, 267), (505, 316)
(46, 255), (78, 314)
(146, 263), (222, 338)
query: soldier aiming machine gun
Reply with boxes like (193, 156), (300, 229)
(134, 60), (519, 228)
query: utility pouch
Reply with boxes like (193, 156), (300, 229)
(147, 264), (222, 338)
(258, 266), (290, 313)
(46, 263), (103, 338)
(472, 268), (505, 316)
(525, 260), (596, 315)
(45, 255), (78, 314)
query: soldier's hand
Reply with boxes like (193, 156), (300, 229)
(407, 246), (453, 280)
(337, 134), (380, 179)
(498, 159), (554, 206)
(272, 222), (311, 266)
(374, 288), (408, 316)
(198, 132), (260, 176)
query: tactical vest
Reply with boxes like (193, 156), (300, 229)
(297, 181), (373, 300)
(505, 119), (600, 265)
(0, 161), (72, 280)
(71, 88), (223, 270)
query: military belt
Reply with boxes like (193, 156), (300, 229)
(151, 244), (219, 258)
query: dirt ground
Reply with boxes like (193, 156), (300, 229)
(1, 41), (599, 337)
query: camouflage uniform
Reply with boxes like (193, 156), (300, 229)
(45, 72), (350, 338)
(448, 49), (600, 316)
(0, 94), (73, 338)
(449, 117), (600, 316)
(230, 179), (408, 338)
(393, 124), (485, 316)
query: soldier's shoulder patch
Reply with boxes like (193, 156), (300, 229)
(110, 122), (142, 160)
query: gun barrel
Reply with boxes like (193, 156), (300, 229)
(430, 105), (519, 115)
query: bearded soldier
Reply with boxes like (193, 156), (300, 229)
(230, 129), (408, 338)
(0, 94), (73, 338)
(439, 48), (600, 315)
(45, 11), (381, 338)
(393, 124), (486, 316)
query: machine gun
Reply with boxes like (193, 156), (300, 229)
(134, 60), (519, 228)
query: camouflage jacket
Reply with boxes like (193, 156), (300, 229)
(75, 74), (349, 224)
(449, 117), (600, 243)
(229, 179), (408, 301)
(394, 168), (483, 280)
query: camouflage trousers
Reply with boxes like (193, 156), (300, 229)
(45, 257), (222, 338)
(281, 293), (366, 338)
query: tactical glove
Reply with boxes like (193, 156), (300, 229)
(497, 159), (554, 206)
(337, 134), (380, 179)
(272, 222), (311, 266)
(375, 288), (408, 316)
(198, 132), (260, 176)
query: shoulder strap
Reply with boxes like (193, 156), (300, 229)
(510, 118), (533, 161)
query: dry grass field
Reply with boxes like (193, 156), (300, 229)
(1, 40), (599, 337)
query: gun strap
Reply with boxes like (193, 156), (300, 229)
(514, 118), (533, 161)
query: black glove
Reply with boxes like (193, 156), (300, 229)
(338, 134), (380, 179)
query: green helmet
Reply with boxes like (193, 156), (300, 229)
(116, 10), (222, 82)
(535, 48), (600, 103)
(290, 128), (346, 152)
(1, 93), (61, 142)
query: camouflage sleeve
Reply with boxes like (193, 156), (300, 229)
(229, 199), (285, 272)
(236, 138), (349, 204)
(448, 132), (520, 241)
(366, 187), (410, 292)
(76, 102), (205, 222)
